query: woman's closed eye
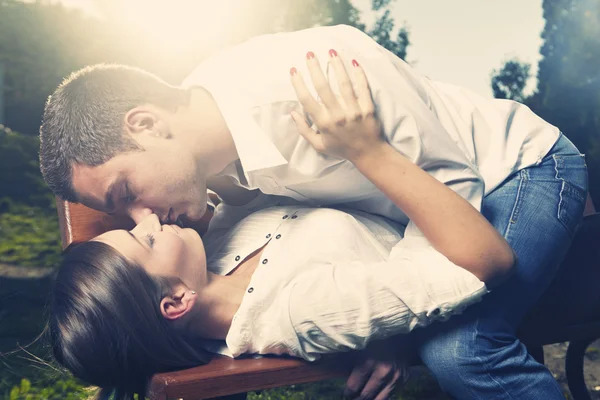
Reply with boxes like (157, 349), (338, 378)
(146, 233), (155, 248)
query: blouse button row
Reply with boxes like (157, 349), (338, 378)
(235, 255), (241, 261)
(247, 287), (254, 293)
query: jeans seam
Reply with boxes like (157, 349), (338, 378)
(553, 154), (577, 237)
(504, 169), (527, 239)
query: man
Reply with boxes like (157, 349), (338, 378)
(40, 25), (585, 399)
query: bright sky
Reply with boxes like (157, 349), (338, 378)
(353, 0), (545, 97)
(58, 0), (545, 98)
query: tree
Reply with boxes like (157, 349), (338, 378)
(0, 0), (106, 134)
(528, 0), (600, 204)
(0, 0), (411, 135)
(491, 58), (531, 102)
(368, 1), (410, 60)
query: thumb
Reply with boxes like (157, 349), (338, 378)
(291, 111), (323, 151)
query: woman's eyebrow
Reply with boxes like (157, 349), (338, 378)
(127, 231), (145, 247)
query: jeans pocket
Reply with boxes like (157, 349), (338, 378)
(553, 154), (588, 236)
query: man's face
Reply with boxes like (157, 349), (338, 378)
(71, 142), (208, 224)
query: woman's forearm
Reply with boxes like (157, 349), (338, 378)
(351, 143), (515, 284)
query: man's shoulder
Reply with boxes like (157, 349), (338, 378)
(182, 25), (368, 85)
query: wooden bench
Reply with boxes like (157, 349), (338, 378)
(55, 196), (600, 400)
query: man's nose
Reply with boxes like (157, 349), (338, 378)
(128, 206), (153, 224)
(131, 213), (162, 235)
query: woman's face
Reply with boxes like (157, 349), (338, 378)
(95, 214), (207, 290)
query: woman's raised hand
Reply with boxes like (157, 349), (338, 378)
(290, 50), (386, 162)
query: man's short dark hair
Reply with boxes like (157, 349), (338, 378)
(39, 64), (189, 202)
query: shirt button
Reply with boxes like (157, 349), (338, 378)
(282, 215), (289, 219)
(291, 215), (298, 219)
(235, 255), (240, 261)
(266, 234), (271, 238)
(247, 287), (254, 293)
(276, 234), (282, 239)
(262, 259), (268, 265)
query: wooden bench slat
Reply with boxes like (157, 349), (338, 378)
(150, 355), (352, 399)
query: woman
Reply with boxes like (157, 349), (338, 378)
(50, 56), (517, 399)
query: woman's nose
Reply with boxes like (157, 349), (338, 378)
(131, 213), (162, 235)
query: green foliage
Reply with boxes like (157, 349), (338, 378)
(0, 128), (61, 268)
(246, 374), (448, 400)
(0, 1), (105, 135)
(491, 58), (531, 102)
(0, 198), (61, 268)
(529, 0), (600, 203)
(0, 128), (53, 208)
(0, 0), (412, 136)
(7, 378), (90, 400)
(369, 10), (410, 61)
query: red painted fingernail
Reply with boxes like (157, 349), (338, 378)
(352, 59), (359, 67)
(306, 51), (315, 60)
(289, 67), (297, 76)
(329, 49), (337, 58)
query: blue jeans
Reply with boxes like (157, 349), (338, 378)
(417, 134), (588, 399)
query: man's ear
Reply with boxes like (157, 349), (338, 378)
(160, 288), (197, 321)
(124, 106), (171, 140)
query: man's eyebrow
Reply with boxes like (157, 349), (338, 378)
(104, 183), (115, 213)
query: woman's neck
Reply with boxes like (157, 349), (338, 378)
(186, 244), (267, 339)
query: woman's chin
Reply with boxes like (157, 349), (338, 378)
(183, 227), (205, 251)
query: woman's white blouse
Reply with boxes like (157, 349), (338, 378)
(202, 195), (487, 361)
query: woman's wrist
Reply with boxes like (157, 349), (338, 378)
(350, 142), (400, 170)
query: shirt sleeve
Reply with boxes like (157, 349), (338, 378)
(287, 246), (488, 360)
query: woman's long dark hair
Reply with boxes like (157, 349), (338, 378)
(49, 241), (211, 400)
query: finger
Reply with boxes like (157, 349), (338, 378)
(291, 111), (323, 152)
(290, 67), (324, 120)
(351, 59), (376, 116)
(344, 361), (373, 399)
(359, 365), (393, 400)
(305, 51), (343, 115)
(373, 367), (409, 400)
(328, 49), (360, 116)
(373, 383), (396, 400)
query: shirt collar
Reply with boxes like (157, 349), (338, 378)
(195, 80), (288, 179)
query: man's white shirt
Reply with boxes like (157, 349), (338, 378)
(183, 24), (559, 224)
(183, 25), (560, 357)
